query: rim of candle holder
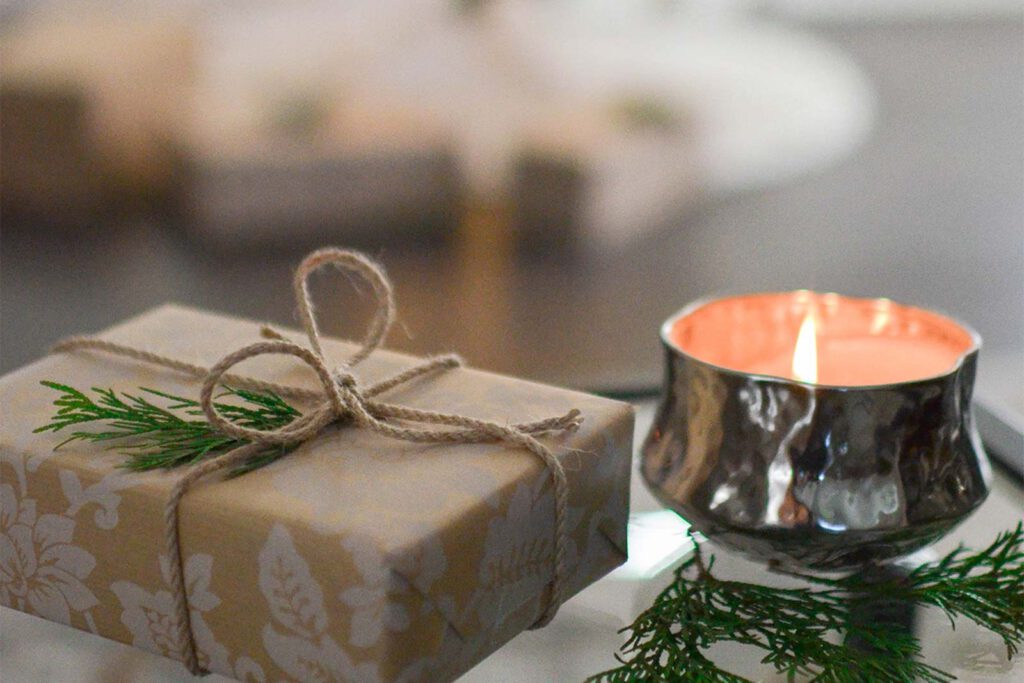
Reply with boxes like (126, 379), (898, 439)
(659, 290), (982, 391)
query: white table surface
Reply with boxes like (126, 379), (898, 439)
(2, 401), (1022, 682)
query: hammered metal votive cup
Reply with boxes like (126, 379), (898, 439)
(641, 292), (991, 570)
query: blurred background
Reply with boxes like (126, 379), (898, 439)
(2, 0), (1021, 395)
(2, 1), (1022, 681)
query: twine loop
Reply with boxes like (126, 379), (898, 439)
(52, 247), (582, 676)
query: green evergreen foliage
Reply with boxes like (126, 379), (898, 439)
(589, 526), (1024, 682)
(35, 381), (301, 474)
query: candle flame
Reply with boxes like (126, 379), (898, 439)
(792, 312), (818, 383)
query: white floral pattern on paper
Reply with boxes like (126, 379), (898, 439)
(337, 533), (447, 650)
(259, 524), (379, 682)
(59, 469), (136, 530)
(573, 427), (631, 576)
(0, 481), (98, 625)
(339, 536), (410, 648)
(110, 553), (231, 674)
(470, 473), (583, 629)
(233, 656), (268, 683)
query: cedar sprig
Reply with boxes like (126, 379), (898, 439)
(34, 381), (302, 474)
(803, 524), (1024, 659)
(589, 524), (1024, 682)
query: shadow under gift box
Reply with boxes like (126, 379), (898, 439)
(0, 305), (633, 682)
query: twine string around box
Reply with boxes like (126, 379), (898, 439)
(52, 247), (583, 676)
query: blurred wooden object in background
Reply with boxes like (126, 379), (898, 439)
(1, 10), (194, 226)
(186, 96), (462, 249)
(0, 86), (109, 226)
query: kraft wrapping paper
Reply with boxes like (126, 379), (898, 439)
(0, 305), (633, 682)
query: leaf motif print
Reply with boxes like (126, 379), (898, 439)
(338, 536), (409, 649)
(110, 553), (230, 673)
(109, 576), (180, 657)
(191, 604), (232, 674)
(258, 524), (327, 639)
(160, 553), (220, 613)
(233, 655), (267, 683)
(475, 481), (550, 627)
(471, 473), (582, 629)
(262, 625), (375, 683)
(338, 531), (448, 650)
(257, 524), (379, 682)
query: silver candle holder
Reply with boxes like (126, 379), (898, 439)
(642, 291), (990, 570)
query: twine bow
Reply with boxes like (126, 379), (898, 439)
(53, 248), (583, 676)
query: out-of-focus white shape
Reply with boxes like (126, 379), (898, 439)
(193, 0), (874, 212)
(191, 0), (434, 153)
(609, 510), (695, 580)
(482, 0), (877, 195)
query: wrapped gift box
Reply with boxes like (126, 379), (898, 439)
(0, 304), (633, 682)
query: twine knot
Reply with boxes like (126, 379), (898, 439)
(52, 247), (582, 676)
(334, 371), (358, 390)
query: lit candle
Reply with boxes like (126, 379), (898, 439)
(666, 291), (974, 386)
(791, 311), (818, 384)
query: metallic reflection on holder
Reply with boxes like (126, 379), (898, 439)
(642, 292), (991, 570)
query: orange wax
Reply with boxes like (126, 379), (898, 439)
(667, 292), (977, 386)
